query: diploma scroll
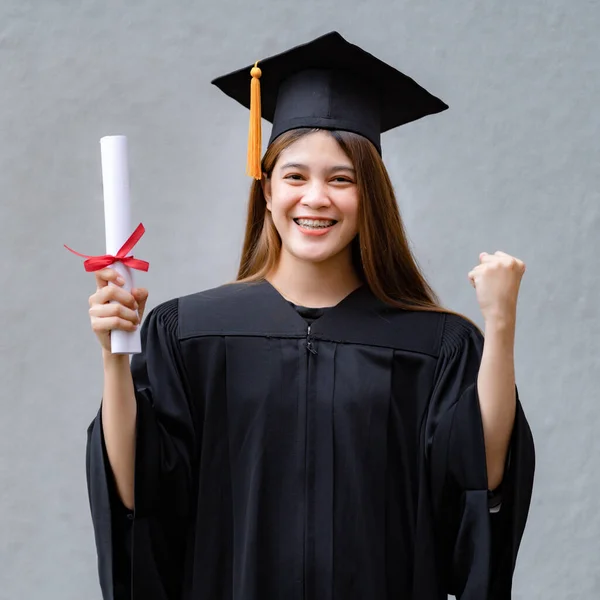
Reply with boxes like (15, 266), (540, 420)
(100, 135), (142, 355)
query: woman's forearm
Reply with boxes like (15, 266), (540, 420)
(477, 316), (517, 491)
(101, 349), (137, 510)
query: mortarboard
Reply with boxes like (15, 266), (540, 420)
(211, 31), (448, 179)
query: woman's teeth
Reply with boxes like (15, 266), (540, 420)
(294, 218), (337, 229)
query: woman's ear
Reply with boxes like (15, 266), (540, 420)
(262, 173), (272, 212)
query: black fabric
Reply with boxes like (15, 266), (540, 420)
(86, 280), (535, 600)
(211, 31), (448, 153)
(289, 302), (332, 327)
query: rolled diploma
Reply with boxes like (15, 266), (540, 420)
(101, 135), (141, 354)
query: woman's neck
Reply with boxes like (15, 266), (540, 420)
(267, 249), (363, 308)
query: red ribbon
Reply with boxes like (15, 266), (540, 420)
(64, 223), (150, 272)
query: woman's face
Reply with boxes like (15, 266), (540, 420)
(263, 130), (359, 266)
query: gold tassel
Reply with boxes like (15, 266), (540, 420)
(246, 62), (262, 180)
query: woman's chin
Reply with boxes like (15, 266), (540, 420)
(286, 245), (345, 266)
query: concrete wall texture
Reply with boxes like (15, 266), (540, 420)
(1, 0), (598, 598)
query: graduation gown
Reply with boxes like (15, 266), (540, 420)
(86, 280), (535, 600)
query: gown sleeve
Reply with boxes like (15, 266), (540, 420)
(86, 298), (197, 600)
(427, 314), (535, 599)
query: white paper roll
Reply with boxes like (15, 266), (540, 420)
(100, 135), (142, 355)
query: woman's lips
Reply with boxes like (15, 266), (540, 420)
(293, 218), (338, 237)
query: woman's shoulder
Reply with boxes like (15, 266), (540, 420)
(177, 281), (272, 337)
(435, 311), (484, 354)
(179, 281), (265, 311)
(142, 282), (254, 335)
(379, 306), (482, 357)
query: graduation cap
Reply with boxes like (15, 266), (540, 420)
(211, 31), (448, 179)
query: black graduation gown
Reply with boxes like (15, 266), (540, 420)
(86, 280), (535, 600)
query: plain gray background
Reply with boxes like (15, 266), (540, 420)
(1, 0), (598, 598)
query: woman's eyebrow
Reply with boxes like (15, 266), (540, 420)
(279, 162), (308, 171)
(329, 166), (356, 174)
(279, 162), (355, 174)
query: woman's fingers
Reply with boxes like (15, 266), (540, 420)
(94, 268), (124, 291)
(91, 314), (139, 334)
(90, 284), (139, 310)
(89, 300), (140, 326)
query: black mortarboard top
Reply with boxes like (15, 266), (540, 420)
(211, 31), (448, 179)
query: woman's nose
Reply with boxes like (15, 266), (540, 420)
(301, 181), (331, 208)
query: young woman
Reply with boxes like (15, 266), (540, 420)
(85, 32), (534, 600)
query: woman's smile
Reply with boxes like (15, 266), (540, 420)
(293, 217), (339, 236)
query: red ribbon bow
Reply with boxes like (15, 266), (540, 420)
(64, 223), (150, 272)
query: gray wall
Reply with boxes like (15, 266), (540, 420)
(1, 1), (598, 598)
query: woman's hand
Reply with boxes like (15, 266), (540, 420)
(468, 251), (526, 325)
(88, 268), (149, 352)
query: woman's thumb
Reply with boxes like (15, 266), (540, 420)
(132, 287), (148, 300)
(132, 287), (149, 312)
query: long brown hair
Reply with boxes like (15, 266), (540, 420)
(235, 128), (478, 328)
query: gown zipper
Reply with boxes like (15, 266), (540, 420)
(304, 323), (317, 600)
(306, 324), (318, 355)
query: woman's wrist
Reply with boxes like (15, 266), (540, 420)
(102, 348), (130, 372)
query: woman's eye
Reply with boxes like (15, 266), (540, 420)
(332, 177), (353, 183)
(284, 174), (304, 181)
